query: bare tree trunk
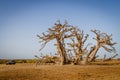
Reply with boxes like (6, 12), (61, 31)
(57, 39), (67, 65)
(88, 45), (100, 62)
(83, 52), (90, 64)
(60, 54), (67, 65)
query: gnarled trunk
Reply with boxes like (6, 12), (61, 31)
(60, 54), (67, 65)
(88, 45), (100, 62)
(57, 39), (67, 65)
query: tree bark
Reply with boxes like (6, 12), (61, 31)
(88, 45), (100, 62)
(56, 39), (67, 65)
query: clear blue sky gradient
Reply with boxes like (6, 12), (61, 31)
(0, 0), (120, 59)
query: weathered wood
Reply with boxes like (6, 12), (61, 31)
(87, 30), (116, 62)
(68, 28), (89, 64)
(37, 20), (76, 65)
(37, 21), (117, 65)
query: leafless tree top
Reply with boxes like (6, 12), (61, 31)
(91, 29), (117, 53)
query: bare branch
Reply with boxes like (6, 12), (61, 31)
(39, 40), (50, 51)
(82, 34), (89, 45)
(103, 54), (118, 61)
(102, 45), (113, 53)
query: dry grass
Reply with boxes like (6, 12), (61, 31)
(0, 62), (120, 80)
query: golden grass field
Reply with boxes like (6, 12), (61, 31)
(0, 61), (120, 80)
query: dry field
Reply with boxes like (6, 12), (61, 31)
(0, 62), (120, 80)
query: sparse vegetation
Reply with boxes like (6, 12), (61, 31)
(0, 62), (120, 80)
(0, 59), (36, 64)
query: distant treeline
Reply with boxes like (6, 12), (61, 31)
(0, 58), (120, 64)
(0, 59), (36, 64)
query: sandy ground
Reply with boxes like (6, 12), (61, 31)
(0, 63), (120, 80)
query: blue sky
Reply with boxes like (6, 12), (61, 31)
(0, 0), (120, 59)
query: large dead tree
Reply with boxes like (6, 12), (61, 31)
(87, 30), (117, 62)
(37, 21), (117, 65)
(37, 21), (76, 65)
